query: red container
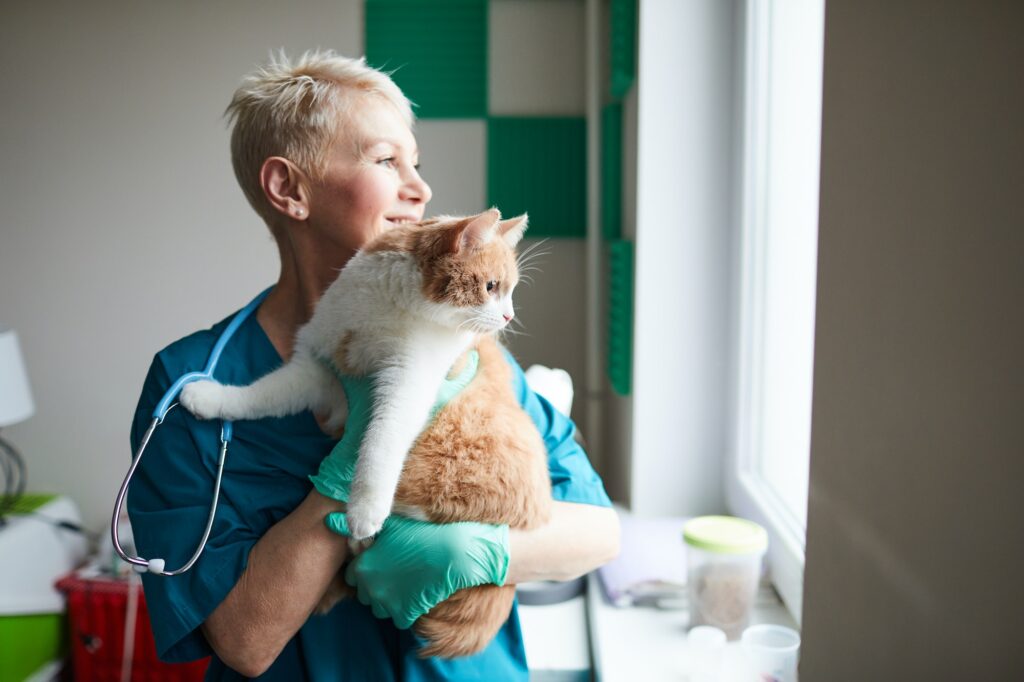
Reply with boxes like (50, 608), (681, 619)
(55, 573), (208, 681)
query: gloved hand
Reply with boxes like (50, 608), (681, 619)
(325, 512), (510, 629)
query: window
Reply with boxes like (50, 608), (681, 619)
(726, 0), (825, 624)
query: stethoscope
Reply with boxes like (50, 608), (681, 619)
(111, 288), (271, 576)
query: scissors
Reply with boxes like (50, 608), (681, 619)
(111, 288), (270, 575)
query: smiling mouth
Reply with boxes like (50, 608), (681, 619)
(385, 216), (418, 226)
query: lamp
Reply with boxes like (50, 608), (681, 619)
(0, 329), (35, 520)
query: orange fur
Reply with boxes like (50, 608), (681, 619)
(395, 336), (552, 658)
(413, 585), (516, 658)
(395, 338), (551, 529)
(362, 223), (421, 255)
(362, 215), (520, 308)
(420, 236), (519, 308)
(331, 330), (358, 375)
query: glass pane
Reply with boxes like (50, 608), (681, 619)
(753, 0), (824, 531)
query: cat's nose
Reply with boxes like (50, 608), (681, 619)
(503, 313), (513, 322)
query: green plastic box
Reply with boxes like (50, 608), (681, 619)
(0, 494), (67, 682)
(0, 613), (65, 682)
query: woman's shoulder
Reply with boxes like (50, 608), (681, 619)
(151, 313), (237, 382)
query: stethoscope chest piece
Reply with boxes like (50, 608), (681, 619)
(110, 288), (269, 576)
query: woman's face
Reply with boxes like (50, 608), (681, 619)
(305, 95), (432, 254)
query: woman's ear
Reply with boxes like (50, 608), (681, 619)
(260, 157), (310, 220)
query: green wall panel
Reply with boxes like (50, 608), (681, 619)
(487, 117), (587, 238)
(610, 0), (637, 99)
(607, 239), (634, 395)
(365, 0), (488, 119)
(601, 103), (623, 241)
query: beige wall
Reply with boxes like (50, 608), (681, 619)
(0, 1), (594, 530)
(801, 1), (1024, 678)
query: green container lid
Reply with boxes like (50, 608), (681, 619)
(683, 516), (768, 555)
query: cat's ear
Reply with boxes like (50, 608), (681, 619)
(455, 208), (502, 252)
(498, 214), (528, 248)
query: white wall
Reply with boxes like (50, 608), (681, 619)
(628, 0), (737, 517)
(0, 1), (595, 531)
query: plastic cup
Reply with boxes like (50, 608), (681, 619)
(683, 516), (768, 640)
(686, 625), (726, 682)
(740, 624), (800, 682)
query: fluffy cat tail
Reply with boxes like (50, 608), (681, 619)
(413, 584), (516, 659)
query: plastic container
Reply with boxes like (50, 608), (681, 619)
(741, 624), (800, 682)
(686, 625), (727, 682)
(56, 572), (209, 681)
(683, 515), (768, 640)
(0, 494), (89, 682)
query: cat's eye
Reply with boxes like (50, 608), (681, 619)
(486, 280), (498, 292)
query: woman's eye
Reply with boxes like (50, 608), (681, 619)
(486, 280), (498, 292)
(377, 157), (396, 168)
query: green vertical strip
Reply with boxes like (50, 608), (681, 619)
(601, 103), (623, 241)
(365, 0), (488, 118)
(607, 239), (634, 395)
(487, 117), (587, 238)
(610, 0), (637, 99)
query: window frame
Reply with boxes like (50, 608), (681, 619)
(725, 0), (825, 626)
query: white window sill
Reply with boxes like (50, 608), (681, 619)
(587, 572), (798, 681)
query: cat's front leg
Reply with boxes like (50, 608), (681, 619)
(179, 380), (247, 420)
(345, 362), (443, 541)
(180, 351), (345, 422)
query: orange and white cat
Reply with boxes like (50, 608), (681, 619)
(180, 209), (552, 657)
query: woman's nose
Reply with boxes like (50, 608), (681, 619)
(402, 168), (432, 206)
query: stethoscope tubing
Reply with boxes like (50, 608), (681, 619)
(111, 287), (271, 576)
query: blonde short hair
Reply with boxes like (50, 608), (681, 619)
(225, 49), (413, 226)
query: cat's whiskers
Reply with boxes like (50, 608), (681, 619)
(497, 323), (530, 341)
(513, 241), (548, 293)
(498, 325), (528, 338)
(517, 246), (549, 265)
(517, 248), (549, 265)
(458, 314), (498, 335)
(516, 260), (547, 278)
(516, 239), (549, 264)
(498, 314), (530, 339)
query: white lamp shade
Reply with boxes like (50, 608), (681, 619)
(0, 329), (35, 428)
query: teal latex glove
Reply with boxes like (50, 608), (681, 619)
(325, 512), (510, 629)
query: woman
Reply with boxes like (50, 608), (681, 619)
(128, 50), (618, 680)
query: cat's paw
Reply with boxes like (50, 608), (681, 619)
(344, 500), (390, 541)
(179, 381), (228, 420)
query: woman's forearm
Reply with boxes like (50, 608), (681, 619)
(505, 501), (620, 584)
(201, 497), (618, 673)
(202, 490), (347, 677)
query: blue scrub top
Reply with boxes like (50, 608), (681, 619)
(128, 298), (611, 681)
